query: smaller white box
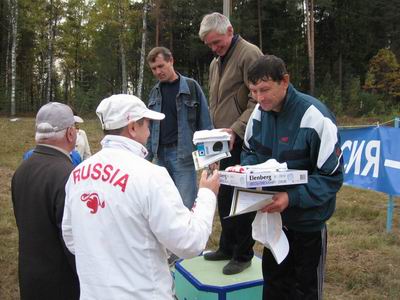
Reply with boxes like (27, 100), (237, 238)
(196, 140), (229, 156)
(219, 169), (308, 188)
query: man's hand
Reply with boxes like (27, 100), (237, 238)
(261, 192), (289, 213)
(199, 169), (220, 196)
(208, 162), (220, 171)
(220, 128), (236, 150)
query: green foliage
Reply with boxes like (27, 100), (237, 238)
(2, 0), (400, 116)
(317, 73), (342, 114)
(359, 92), (386, 116)
(258, 0), (307, 88)
(344, 76), (362, 116)
(339, 75), (386, 117)
(364, 48), (400, 104)
(73, 86), (102, 114)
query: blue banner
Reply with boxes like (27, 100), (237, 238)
(339, 126), (400, 196)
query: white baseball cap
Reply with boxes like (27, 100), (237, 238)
(96, 94), (165, 130)
(35, 102), (75, 133)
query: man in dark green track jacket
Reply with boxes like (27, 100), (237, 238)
(242, 54), (344, 300)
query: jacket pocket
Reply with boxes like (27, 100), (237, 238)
(184, 99), (199, 132)
(148, 98), (157, 109)
(233, 94), (242, 115)
(235, 84), (251, 115)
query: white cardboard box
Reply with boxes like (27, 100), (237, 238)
(219, 169), (308, 188)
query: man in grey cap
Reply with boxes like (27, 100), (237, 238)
(62, 94), (220, 299)
(11, 102), (80, 300)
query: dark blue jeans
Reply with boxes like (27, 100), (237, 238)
(156, 144), (197, 209)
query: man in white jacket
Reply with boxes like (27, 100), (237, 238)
(62, 94), (220, 300)
(73, 116), (91, 160)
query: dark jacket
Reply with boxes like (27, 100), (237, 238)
(11, 145), (80, 300)
(241, 84), (344, 232)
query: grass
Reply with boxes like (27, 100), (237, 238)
(1, 117), (399, 299)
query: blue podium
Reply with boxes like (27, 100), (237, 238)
(174, 256), (263, 300)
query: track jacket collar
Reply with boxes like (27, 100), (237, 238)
(101, 135), (148, 158)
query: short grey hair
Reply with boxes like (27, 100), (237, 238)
(199, 12), (232, 41)
(35, 128), (67, 143)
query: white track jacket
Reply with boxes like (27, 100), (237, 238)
(62, 135), (216, 299)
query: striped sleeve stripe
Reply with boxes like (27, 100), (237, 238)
(300, 105), (338, 169)
(317, 225), (327, 300)
(244, 103), (261, 149)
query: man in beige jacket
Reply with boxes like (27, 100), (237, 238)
(199, 12), (263, 275)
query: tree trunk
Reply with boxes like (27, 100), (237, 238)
(10, 0), (18, 116)
(257, 0), (262, 50)
(5, 0), (11, 103)
(169, 5), (173, 51)
(223, 0), (231, 18)
(338, 51), (343, 98)
(64, 71), (69, 104)
(120, 39), (127, 93)
(47, 0), (54, 103)
(137, 2), (148, 99)
(155, 0), (160, 47)
(118, 4), (127, 94)
(305, 0), (315, 96)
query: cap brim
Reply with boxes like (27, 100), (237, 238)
(143, 110), (165, 121)
(74, 116), (84, 123)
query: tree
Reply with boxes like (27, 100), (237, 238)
(304, 0), (315, 95)
(154, 0), (160, 46)
(117, 0), (128, 93)
(2, 0), (399, 115)
(57, 0), (91, 107)
(257, 0), (262, 50)
(10, 0), (18, 116)
(137, 1), (148, 99)
(364, 48), (400, 104)
(46, 0), (55, 103)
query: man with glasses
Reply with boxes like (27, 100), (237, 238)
(11, 102), (80, 300)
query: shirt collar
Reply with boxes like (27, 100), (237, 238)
(101, 135), (148, 158)
(220, 34), (239, 63)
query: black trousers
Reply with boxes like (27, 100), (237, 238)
(262, 226), (327, 300)
(217, 138), (256, 262)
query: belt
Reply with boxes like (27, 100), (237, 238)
(161, 142), (177, 148)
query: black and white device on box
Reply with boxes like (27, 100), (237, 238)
(196, 140), (229, 157)
(192, 129), (232, 170)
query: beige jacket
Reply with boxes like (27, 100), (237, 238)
(208, 36), (262, 139)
